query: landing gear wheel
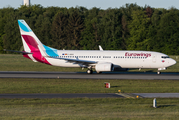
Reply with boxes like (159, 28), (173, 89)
(157, 71), (161, 75)
(87, 69), (93, 74)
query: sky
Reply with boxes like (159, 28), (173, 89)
(1, 0), (179, 9)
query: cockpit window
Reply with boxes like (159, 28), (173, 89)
(161, 56), (170, 59)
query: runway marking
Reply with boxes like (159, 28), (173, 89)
(116, 93), (140, 98)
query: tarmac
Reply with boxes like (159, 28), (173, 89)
(0, 71), (179, 80)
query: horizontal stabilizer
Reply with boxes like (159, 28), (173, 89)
(4, 49), (33, 54)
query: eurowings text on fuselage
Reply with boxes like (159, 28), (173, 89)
(18, 20), (176, 74)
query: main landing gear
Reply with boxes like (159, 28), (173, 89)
(157, 71), (161, 75)
(87, 69), (93, 74)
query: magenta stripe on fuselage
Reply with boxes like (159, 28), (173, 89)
(22, 35), (51, 65)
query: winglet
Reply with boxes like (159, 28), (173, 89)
(99, 45), (103, 51)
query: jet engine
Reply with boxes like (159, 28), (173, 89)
(95, 63), (114, 73)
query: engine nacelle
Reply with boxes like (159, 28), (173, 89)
(95, 63), (114, 73)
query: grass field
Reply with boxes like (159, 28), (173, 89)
(0, 54), (179, 119)
(0, 54), (179, 72)
(0, 78), (179, 94)
(0, 78), (179, 119)
(0, 98), (179, 119)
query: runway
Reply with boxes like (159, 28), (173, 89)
(0, 71), (179, 80)
(133, 93), (179, 98)
(0, 93), (123, 99)
(1, 93), (179, 99)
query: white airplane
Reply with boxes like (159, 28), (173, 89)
(7, 20), (177, 74)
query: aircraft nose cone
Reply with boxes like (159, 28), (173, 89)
(171, 59), (176, 66)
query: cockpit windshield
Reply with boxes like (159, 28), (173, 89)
(161, 56), (170, 59)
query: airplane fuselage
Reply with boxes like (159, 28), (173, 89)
(25, 50), (176, 70)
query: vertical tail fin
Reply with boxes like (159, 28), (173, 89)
(18, 20), (52, 64)
(18, 20), (44, 53)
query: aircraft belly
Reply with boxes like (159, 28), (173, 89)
(115, 59), (151, 68)
(46, 58), (80, 67)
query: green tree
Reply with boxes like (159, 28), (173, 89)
(80, 7), (101, 50)
(127, 10), (151, 50)
(154, 9), (179, 54)
(0, 7), (16, 53)
(99, 9), (123, 50)
(51, 11), (68, 49)
(1, 4), (179, 54)
(66, 8), (84, 49)
(2, 7), (21, 52)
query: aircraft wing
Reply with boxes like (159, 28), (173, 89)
(48, 57), (97, 65)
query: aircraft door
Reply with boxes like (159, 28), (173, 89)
(152, 55), (156, 63)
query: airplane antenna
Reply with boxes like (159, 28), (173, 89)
(99, 45), (103, 51)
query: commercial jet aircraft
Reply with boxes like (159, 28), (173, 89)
(5, 20), (176, 74)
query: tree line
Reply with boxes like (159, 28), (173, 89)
(0, 4), (179, 55)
